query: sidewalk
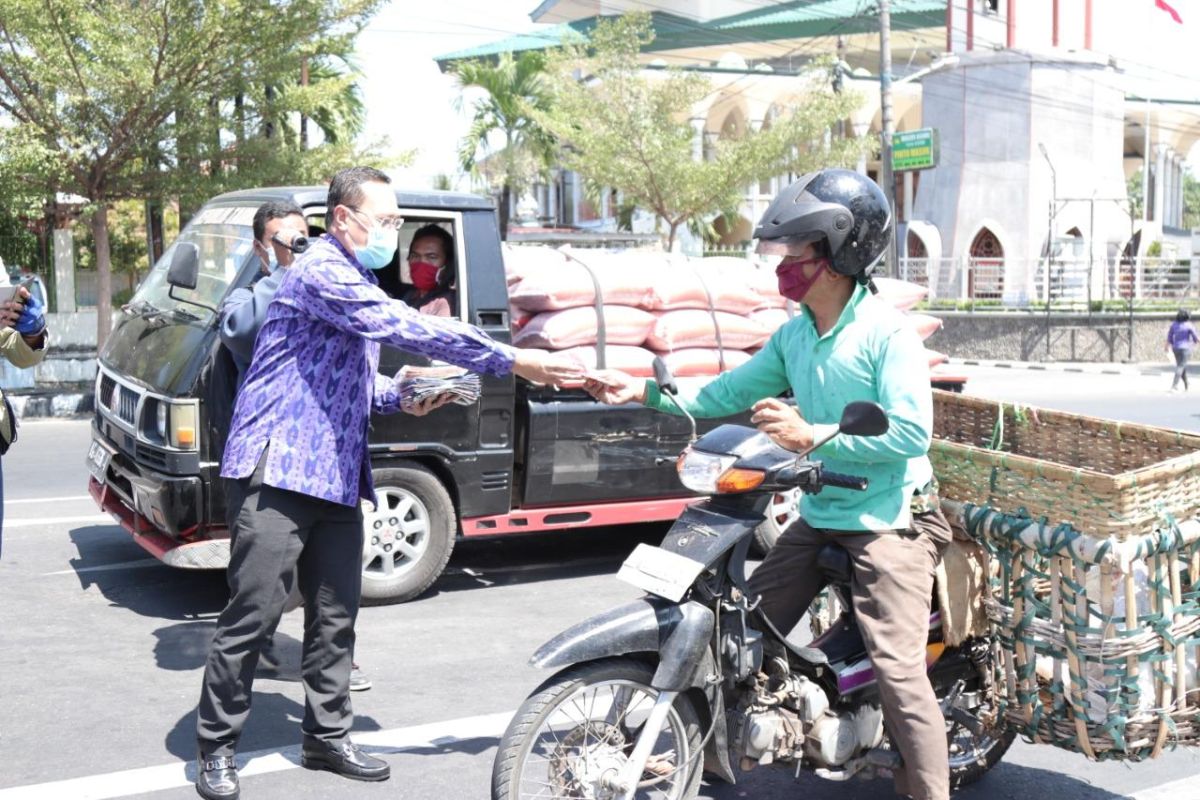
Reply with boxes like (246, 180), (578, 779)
(10, 388), (94, 420)
(953, 359), (1168, 376)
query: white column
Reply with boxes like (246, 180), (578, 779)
(1154, 145), (1168, 222)
(852, 122), (870, 175)
(902, 171), (914, 223)
(691, 118), (706, 162)
(1173, 155), (1184, 227)
(53, 228), (76, 313)
(1163, 150), (1175, 227)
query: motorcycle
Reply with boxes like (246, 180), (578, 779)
(492, 365), (1014, 800)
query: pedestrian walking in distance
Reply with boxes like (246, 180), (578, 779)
(1167, 309), (1198, 392)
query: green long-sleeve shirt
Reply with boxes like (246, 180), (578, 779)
(645, 283), (933, 531)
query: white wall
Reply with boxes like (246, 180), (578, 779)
(913, 51), (1131, 302)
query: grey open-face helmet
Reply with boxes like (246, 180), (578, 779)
(753, 169), (892, 282)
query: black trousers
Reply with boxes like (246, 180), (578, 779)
(196, 457), (364, 757)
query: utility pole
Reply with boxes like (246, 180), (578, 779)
(878, 0), (899, 275)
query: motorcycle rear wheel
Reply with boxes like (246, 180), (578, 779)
(947, 679), (1016, 788)
(492, 658), (704, 800)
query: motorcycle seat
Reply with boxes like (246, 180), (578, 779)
(817, 544), (853, 585)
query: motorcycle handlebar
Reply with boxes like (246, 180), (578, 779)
(822, 470), (869, 491)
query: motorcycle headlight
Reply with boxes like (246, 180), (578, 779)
(676, 449), (765, 494)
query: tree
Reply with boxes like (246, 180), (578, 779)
(1185, 169), (1200, 231)
(0, 0), (386, 347)
(1128, 168), (1200, 230)
(534, 13), (870, 250)
(451, 51), (557, 239)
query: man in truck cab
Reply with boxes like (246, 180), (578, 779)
(217, 200), (373, 694)
(584, 169), (955, 800)
(400, 223), (456, 316)
(195, 166), (582, 800)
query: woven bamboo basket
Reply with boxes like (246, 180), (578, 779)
(944, 500), (1200, 760)
(930, 391), (1200, 540)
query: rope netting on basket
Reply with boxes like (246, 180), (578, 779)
(952, 500), (1200, 760)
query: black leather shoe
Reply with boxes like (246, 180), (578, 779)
(195, 754), (239, 800)
(300, 738), (390, 782)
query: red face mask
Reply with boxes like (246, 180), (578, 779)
(776, 257), (829, 302)
(410, 261), (440, 292)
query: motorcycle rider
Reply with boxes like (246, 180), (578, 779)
(584, 168), (954, 800)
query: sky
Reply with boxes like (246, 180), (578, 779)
(354, 1), (548, 191)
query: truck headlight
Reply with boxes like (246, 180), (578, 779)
(168, 403), (197, 450)
(675, 449), (765, 494)
(156, 403), (168, 441)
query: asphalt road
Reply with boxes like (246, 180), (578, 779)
(2, 364), (1200, 800)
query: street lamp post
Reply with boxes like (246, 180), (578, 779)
(1039, 143), (1057, 356)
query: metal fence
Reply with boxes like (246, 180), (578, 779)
(890, 257), (1200, 308)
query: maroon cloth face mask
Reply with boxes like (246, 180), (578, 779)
(775, 257), (829, 302)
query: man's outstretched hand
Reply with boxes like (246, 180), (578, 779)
(583, 370), (647, 405)
(513, 350), (585, 387)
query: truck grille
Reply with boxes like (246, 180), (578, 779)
(98, 372), (139, 428)
(116, 386), (138, 426)
(99, 375), (116, 409)
(136, 443), (169, 471)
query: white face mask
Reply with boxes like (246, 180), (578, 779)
(257, 242), (279, 274)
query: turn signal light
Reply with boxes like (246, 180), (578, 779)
(715, 468), (766, 494)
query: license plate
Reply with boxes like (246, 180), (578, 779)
(617, 543), (706, 602)
(86, 438), (113, 483)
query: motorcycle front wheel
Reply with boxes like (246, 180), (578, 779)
(492, 658), (704, 800)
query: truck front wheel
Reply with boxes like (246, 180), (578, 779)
(752, 488), (800, 555)
(360, 464), (456, 605)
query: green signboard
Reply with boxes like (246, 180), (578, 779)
(892, 128), (938, 171)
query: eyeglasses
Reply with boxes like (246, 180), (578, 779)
(346, 206), (405, 232)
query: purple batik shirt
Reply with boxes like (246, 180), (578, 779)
(220, 234), (516, 506)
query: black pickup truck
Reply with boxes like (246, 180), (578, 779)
(86, 187), (784, 603)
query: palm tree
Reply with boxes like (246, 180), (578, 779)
(451, 51), (556, 239)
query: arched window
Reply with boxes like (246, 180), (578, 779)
(968, 227), (1004, 300)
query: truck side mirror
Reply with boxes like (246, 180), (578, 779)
(166, 243), (200, 290)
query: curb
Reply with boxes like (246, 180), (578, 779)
(954, 359), (1151, 376)
(10, 391), (95, 419)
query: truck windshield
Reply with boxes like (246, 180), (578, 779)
(129, 205), (257, 322)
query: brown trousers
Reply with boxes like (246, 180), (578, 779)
(748, 510), (954, 800)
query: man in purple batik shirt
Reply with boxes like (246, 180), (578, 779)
(194, 167), (580, 800)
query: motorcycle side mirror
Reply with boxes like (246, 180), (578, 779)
(838, 401), (889, 437)
(794, 401), (890, 459)
(650, 356), (697, 444)
(166, 243), (200, 290)
(652, 356), (678, 397)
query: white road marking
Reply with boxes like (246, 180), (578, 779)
(1130, 776), (1200, 800)
(42, 559), (162, 576)
(5, 494), (92, 505)
(0, 710), (514, 799)
(2, 515), (113, 529)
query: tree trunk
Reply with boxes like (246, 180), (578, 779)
(666, 220), (680, 252)
(93, 202), (113, 350)
(145, 199), (165, 266)
(264, 85), (276, 139)
(300, 57), (310, 151)
(498, 183), (511, 242)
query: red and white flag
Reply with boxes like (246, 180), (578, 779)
(1156, 0), (1184, 24)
